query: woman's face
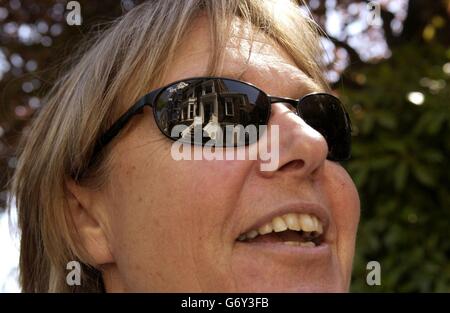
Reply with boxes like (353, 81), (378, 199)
(97, 16), (360, 292)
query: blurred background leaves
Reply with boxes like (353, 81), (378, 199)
(0, 0), (449, 292)
(345, 41), (450, 292)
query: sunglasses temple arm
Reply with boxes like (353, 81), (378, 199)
(91, 89), (161, 157)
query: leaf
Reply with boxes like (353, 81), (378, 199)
(353, 167), (369, 188)
(361, 114), (375, 134)
(394, 162), (409, 191)
(370, 155), (395, 170)
(423, 149), (444, 163)
(427, 113), (446, 135)
(377, 111), (397, 129)
(412, 164), (436, 187)
(382, 139), (408, 154)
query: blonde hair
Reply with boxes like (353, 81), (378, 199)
(10, 0), (329, 292)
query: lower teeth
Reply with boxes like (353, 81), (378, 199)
(283, 241), (316, 247)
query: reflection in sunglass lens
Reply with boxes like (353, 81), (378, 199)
(153, 78), (270, 147)
(297, 94), (351, 161)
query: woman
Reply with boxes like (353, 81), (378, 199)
(10, 0), (360, 292)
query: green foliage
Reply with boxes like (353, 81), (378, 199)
(1, 0), (448, 292)
(342, 42), (450, 292)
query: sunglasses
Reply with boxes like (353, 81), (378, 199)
(92, 76), (352, 162)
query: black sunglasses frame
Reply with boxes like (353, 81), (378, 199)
(91, 76), (351, 162)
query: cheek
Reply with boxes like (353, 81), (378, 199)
(323, 162), (360, 281)
(105, 144), (251, 289)
(329, 166), (360, 235)
(152, 156), (253, 248)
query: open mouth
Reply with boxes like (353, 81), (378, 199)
(236, 213), (325, 247)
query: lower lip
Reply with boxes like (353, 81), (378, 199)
(235, 241), (331, 259)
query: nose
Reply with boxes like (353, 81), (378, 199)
(257, 102), (328, 178)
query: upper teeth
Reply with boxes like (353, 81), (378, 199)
(238, 213), (323, 241)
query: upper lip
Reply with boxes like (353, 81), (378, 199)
(237, 201), (331, 241)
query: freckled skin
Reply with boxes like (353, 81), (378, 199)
(98, 16), (360, 292)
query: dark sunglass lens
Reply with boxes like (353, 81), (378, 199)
(297, 93), (351, 161)
(153, 78), (270, 147)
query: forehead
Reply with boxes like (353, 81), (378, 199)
(164, 15), (320, 97)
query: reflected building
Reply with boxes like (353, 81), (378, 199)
(157, 78), (265, 145)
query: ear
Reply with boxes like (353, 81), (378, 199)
(65, 178), (114, 266)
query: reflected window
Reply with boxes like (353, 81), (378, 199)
(203, 81), (214, 95)
(225, 98), (234, 117)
